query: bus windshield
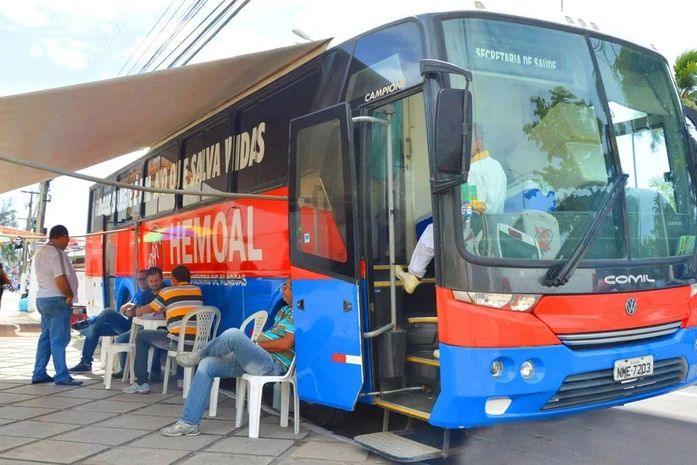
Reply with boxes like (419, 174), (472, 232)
(441, 17), (697, 263)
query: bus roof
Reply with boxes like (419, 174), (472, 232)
(0, 39), (329, 195)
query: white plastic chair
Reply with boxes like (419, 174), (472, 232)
(162, 306), (220, 397)
(208, 310), (268, 417)
(235, 357), (299, 438)
(100, 336), (114, 367)
(103, 339), (134, 389)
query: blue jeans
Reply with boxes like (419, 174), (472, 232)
(134, 329), (177, 385)
(33, 297), (72, 383)
(180, 328), (284, 426)
(80, 309), (132, 365)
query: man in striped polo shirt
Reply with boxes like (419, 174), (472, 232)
(123, 265), (203, 394)
(160, 279), (294, 437)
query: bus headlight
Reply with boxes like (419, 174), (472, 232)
(520, 360), (535, 379)
(453, 291), (541, 312)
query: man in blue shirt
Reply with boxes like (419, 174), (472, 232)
(69, 267), (164, 373)
(161, 279), (294, 436)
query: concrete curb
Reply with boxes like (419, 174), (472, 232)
(0, 324), (19, 337)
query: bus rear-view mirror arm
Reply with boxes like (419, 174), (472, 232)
(420, 59), (474, 194)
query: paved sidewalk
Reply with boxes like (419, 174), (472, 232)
(0, 335), (394, 465)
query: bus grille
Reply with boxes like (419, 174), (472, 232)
(557, 321), (681, 348)
(542, 357), (687, 411)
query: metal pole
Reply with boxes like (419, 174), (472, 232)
(35, 180), (50, 234)
(384, 111), (397, 330)
(0, 154), (287, 201)
(352, 115), (398, 338)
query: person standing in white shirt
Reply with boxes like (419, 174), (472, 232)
(31, 225), (82, 386)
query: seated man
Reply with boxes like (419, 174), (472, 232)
(160, 279), (294, 437)
(70, 267), (164, 373)
(122, 265), (203, 394)
(395, 126), (507, 293)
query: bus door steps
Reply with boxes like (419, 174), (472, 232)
(354, 430), (443, 462)
(354, 423), (465, 463)
(406, 349), (440, 367)
(407, 316), (437, 324)
(374, 277), (435, 289)
(374, 389), (435, 421)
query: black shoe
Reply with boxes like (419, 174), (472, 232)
(111, 370), (124, 379)
(55, 378), (83, 386)
(71, 320), (89, 331)
(69, 362), (92, 373)
(31, 375), (54, 384)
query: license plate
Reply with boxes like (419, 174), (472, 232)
(613, 355), (654, 382)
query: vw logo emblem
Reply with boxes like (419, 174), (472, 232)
(625, 298), (638, 316)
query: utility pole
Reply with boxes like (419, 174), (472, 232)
(34, 180), (51, 234)
(20, 189), (39, 231)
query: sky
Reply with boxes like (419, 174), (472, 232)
(0, 0), (693, 235)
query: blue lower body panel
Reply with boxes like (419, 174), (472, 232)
(430, 327), (697, 428)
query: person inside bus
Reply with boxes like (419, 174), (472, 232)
(123, 265), (203, 394)
(159, 279), (294, 437)
(69, 267), (164, 376)
(395, 125), (507, 293)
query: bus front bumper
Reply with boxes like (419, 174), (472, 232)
(429, 326), (697, 428)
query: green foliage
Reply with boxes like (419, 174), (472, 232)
(0, 242), (19, 268)
(522, 86), (597, 190)
(674, 49), (697, 101)
(648, 176), (676, 211)
(0, 198), (18, 228)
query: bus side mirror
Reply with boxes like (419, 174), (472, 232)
(434, 88), (472, 174)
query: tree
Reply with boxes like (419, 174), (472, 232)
(0, 198), (18, 228)
(674, 49), (697, 107)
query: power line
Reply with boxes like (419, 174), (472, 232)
(177, 0), (251, 66)
(151, 0), (232, 70)
(119, 0), (187, 76)
(138, 0), (209, 73)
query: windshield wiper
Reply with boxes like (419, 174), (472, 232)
(544, 173), (629, 287)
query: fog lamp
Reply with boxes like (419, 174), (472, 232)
(490, 360), (504, 378)
(520, 360), (535, 379)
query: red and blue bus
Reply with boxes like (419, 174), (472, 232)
(86, 9), (697, 461)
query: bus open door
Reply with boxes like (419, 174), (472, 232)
(288, 103), (364, 411)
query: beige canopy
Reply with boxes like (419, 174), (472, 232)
(0, 40), (329, 194)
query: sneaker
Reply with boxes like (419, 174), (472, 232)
(69, 362), (92, 373)
(161, 420), (200, 437)
(176, 351), (202, 367)
(394, 265), (421, 294)
(122, 382), (150, 394)
(71, 319), (90, 331)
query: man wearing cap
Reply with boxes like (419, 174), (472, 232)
(31, 225), (82, 386)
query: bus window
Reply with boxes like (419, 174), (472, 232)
(237, 70), (323, 194)
(182, 118), (231, 206)
(294, 119), (351, 263)
(143, 143), (179, 217)
(116, 165), (142, 224)
(344, 21), (422, 104)
(182, 132), (204, 207)
(89, 186), (111, 233)
(593, 40), (697, 258)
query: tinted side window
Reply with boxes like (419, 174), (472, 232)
(89, 186), (107, 233)
(237, 69), (322, 193)
(344, 22), (422, 104)
(182, 118), (231, 206)
(143, 143), (179, 217)
(116, 165), (142, 224)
